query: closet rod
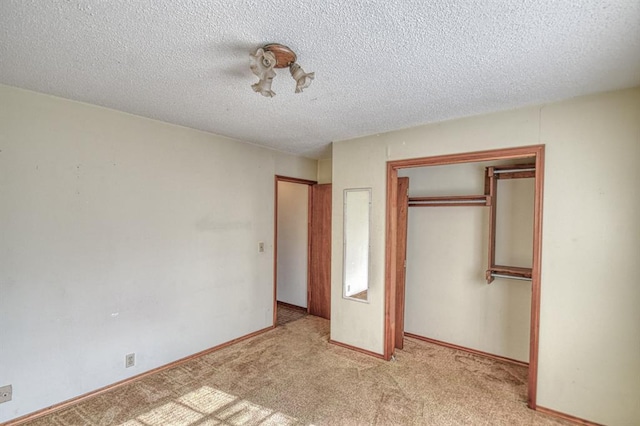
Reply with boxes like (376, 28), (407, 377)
(410, 199), (486, 205)
(490, 273), (532, 282)
(493, 167), (536, 174)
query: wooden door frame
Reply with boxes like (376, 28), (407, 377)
(395, 177), (409, 350)
(274, 175), (317, 326)
(384, 145), (545, 409)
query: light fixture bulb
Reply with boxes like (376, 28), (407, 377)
(289, 63), (314, 93)
(250, 48), (277, 97)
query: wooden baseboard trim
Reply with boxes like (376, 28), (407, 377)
(536, 406), (603, 426)
(4, 325), (275, 426)
(404, 333), (529, 367)
(276, 301), (308, 313)
(329, 339), (385, 359)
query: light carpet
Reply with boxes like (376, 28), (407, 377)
(20, 313), (570, 425)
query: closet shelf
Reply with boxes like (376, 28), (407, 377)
(490, 164), (536, 180)
(486, 265), (532, 282)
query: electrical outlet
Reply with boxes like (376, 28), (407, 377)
(0, 385), (12, 403)
(125, 353), (135, 368)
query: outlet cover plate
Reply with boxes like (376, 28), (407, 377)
(0, 385), (12, 403)
(125, 353), (135, 368)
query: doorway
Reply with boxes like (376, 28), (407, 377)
(384, 145), (545, 409)
(274, 176), (332, 326)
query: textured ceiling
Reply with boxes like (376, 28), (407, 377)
(1, 1), (639, 158)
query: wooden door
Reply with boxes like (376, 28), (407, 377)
(309, 184), (332, 319)
(395, 177), (409, 349)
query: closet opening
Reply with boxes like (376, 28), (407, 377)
(384, 145), (544, 409)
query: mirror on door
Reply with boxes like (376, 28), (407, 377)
(343, 188), (371, 302)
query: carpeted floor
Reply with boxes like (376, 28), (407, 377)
(276, 303), (307, 326)
(19, 313), (570, 425)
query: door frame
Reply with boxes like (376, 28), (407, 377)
(394, 177), (409, 350)
(384, 145), (545, 409)
(273, 175), (317, 326)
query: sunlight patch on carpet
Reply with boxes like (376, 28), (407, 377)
(178, 386), (237, 414)
(136, 401), (203, 425)
(119, 386), (298, 426)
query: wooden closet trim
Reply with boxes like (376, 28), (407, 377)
(384, 145), (545, 410)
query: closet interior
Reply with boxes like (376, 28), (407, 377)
(398, 158), (536, 364)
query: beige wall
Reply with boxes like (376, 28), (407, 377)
(0, 84), (317, 423)
(330, 88), (640, 425)
(317, 157), (332, 184)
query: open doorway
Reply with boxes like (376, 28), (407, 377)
(384, 145), (544, 409)
(274, 176), (332, 326)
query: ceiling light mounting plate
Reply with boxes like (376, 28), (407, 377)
(263, 44), (297, 68)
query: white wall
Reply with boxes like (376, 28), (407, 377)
(400, 162), (533, 362)
(276, 181), (309, 308)
(330, 88), (640, 425)
(0, 84), (317, 423)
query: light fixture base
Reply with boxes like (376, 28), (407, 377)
(263, 44), (297, 68)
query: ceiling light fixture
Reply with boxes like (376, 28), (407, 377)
(250, 44), (314, 97)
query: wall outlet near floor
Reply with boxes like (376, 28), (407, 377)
(125, 353), (135, 368)
(0, 385), (12, 403)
